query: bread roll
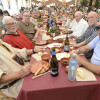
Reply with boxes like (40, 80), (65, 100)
(76, 68), (85, 79)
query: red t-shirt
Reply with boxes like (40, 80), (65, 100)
(3, 30), (34, 49)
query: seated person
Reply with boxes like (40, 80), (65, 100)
(71, 11), (98, 59)
(65, 12), (75, 29)
(75, 25), (100, 75)
(16, 10), (40, 41)
(0, 25), (44, 98)
(30, 10), (43, 28)
(3, 16), (34, 49)
(71, 11), (89, 37)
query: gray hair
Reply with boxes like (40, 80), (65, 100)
(2, 16), (15, 25)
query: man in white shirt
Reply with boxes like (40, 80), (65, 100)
(71, 11), (89, 37)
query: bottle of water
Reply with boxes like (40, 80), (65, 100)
(68, 53), (78, 81)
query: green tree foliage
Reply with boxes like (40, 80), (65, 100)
(81, 0), (89, 7)
(95, 0), (100, 9)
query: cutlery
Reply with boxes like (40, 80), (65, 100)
(32, 71), (51, 79)
(35, 64), (45, 75)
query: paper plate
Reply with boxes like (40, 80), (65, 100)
(35, 40), (47, 46)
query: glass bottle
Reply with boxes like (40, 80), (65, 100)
(64, 33), (70, 52)
(50, 49), (59, 77)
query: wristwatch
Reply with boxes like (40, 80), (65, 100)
(76, 49), (79, 54)
(32, 48), (36, 54)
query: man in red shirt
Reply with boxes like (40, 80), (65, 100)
(3, 16), (35, 49)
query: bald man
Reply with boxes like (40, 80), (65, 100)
(71, 11), (98, 59)
(71, 11), (89, 37)
(75, 24), (100, 75)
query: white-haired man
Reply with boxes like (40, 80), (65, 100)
(0, 25), (44, 98)
(71, 11), (98, 59)
(74, 24), (100, 75)
(71, 11), (89, 37)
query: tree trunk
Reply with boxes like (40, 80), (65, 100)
(89, 0), (93, 6)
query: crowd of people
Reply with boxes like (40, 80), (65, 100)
(0, 4), (100, 99)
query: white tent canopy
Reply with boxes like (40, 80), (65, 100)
(32, 0), (76, 6)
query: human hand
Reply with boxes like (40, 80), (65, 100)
(34, 46), (45, 52)
(71, 42), (78, 48)
(76, 55), (83, 66)
(19, 65), (31, 78)
(69, 34), (74, 38)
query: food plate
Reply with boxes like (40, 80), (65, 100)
(51, 47), (61, 53)
(53, 35), (66, 40)
(31, 61), (50, 74)
(47, 43), (62, 48)
(56, 52), (70, 60)
(35, 40), (47, 46)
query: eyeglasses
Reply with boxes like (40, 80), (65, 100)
(23, 15), (31, 18)
(5, 22), (16, 27)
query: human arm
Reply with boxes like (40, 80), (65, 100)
(26, 46), (45, 55)
(34, 28), (40, 39)
(76, 44), (91, 54)
(0, 65), (30, 84)
(76, 55), (100, 75)
(71, 40), (86, 48)
(69, 34), (78, 39)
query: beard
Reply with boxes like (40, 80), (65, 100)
(88, 22), (95, 26)
(88, 22), (94, 26)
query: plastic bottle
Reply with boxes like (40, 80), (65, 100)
(68, 53), (78, 81)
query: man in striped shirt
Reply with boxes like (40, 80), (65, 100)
(71, 11), (98, 59)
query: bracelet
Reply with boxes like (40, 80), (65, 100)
(32, 48), (36, 54)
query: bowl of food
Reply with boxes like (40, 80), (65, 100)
(47, 39), (53, 44)
(60, 58), (69, 65)
(65, 66), (69, 73)
(51, 47), (61, 53)
(41, 54), (51, 62)
(57, 38), (63, 43)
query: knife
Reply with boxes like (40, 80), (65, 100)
(35, 64), (45, 76)
(32, 71), (51, 79)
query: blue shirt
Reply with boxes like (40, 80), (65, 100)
(89, 36), (100, 65)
